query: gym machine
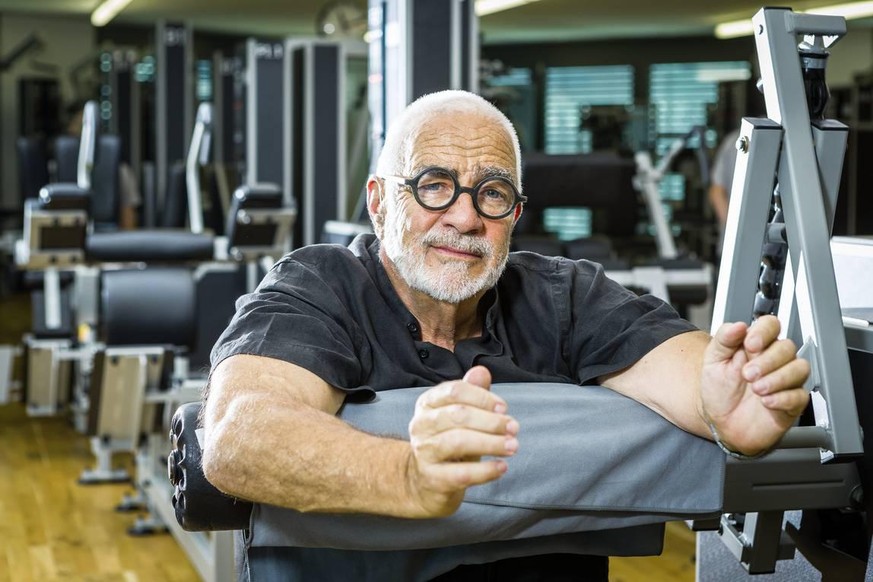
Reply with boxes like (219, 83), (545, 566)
(167, 382), (728, 579)
(696, 7), (870, 579)
(322, 0), (478, 244)
(150, 21), (193, 228)
(243, 37), (359, 248)
(286, 39), (356, 247)
(366, 0), (477, 167)
(101, 48), (143, 187)
(602, 126), (714, 310)
(15, 101), (97, 416)
(75, 101), (292, 580)
(211, 50), (243, 220)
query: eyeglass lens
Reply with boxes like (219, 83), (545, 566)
(414, 169), (516, 217)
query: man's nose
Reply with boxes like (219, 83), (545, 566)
(440, 190), (483, 233)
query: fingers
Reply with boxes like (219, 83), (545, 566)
(759, 385), (810, 418)
(408, 371), (519, 506)
(411, 379), (518, 459)
(412, 426), (518, 464)
(416, 376), (507, 414)
(743, 315), (781, 355)
(416, 402), (519, 437)
(705, 321), (748, 364)
(418, 459), (509, 492)
(710, 316), (809, 395)
(743, 338), (809, 392)
(463, 365), (492, 390)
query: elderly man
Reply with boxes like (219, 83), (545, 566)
(203, 90), (809, 581)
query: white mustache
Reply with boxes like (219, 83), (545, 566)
(420, 231), (493, 258)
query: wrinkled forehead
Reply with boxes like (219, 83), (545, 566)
(402, 112), (518, 183)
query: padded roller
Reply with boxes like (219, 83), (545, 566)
(231, 183), (283, 207)
(169, 402), (253, 531)
(38, 184), (89, 210)
(100, 267), (196, 347)
(87, 230), (214, 263)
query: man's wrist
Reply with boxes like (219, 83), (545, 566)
(706, 420), (771, 460)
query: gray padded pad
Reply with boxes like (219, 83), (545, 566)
(249, 383), (724, 551)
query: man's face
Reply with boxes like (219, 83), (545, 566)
(377, 112), (519, 304)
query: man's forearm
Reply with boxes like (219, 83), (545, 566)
(203, 390), (423, 516)
(600, 330), (713, 440)
(202, 355), (430, 518)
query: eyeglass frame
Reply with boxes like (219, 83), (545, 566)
(381, 166), (527, 220)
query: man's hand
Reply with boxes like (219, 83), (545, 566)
(701, 315), (811, 456)
(406, 366), (519, 517)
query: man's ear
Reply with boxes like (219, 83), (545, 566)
(366, 176), (385, 238)
(512, 203), (523, 225)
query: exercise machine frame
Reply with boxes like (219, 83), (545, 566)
(701, 7), (864, 575)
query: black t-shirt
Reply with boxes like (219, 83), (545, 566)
(211, 234), (698, 580)
(211, 233), (696, 395)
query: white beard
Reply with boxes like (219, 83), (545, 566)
(381, 208), (509, 303)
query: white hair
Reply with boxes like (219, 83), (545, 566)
(374, 90), (523, 189)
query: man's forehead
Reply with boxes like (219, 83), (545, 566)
(408, 162), (514, 181)
(412, 113), (507, 143)
(404, 119), (517, 177)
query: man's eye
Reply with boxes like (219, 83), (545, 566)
(481, 188), (504, 200)
(418, 175), (454, 192)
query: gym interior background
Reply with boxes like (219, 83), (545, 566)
(1, 1), (873, 581)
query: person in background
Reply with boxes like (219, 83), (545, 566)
(708, 127), (740, 234)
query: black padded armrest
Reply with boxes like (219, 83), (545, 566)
(169, 402), (253, 531)
(38, 184), (89, 210)
(231, 183), (283, 208)
(86, 230), (214, 263)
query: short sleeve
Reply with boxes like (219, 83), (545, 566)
(711, 130), (740, 190)
(210, 257), (369, 396)
(566, 261), (697, 384)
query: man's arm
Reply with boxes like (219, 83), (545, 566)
(600, 315), (810, 456)
(708, 183), (730, 227)
(202, 355), (517, 517)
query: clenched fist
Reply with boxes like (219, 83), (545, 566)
(405, 366), (519, 517)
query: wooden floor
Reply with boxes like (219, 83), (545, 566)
(0, 403), (201, 582)
(611, 523), (696, 581)
(0, 290), (696, 581)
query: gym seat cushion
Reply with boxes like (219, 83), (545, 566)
(100, 267), (196, 347)
(86, 230), (214, 263)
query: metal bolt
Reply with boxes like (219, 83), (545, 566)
(736, 136), (749, 153)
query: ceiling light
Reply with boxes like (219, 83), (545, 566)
(91, 0), (134, 27)
(806, 1), (873, 18)
(714, 20), (756, 39)
(475, 0), (542, 17)
(716, 1), (873, 38)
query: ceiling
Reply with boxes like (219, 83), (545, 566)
(0, 0), (866, 44)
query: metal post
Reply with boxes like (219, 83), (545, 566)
(754, 8), (861, 457)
